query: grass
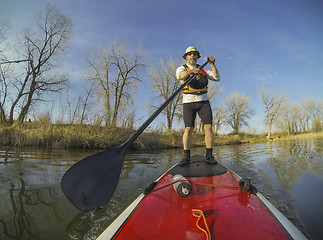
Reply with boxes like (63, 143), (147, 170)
(0, 122), (168, 150)
(0, 121), (322, 150)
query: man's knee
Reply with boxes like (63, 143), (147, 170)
(184, 126), (194, 135)
(204, 124), (213, 132)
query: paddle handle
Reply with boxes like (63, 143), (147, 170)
(122, 60), (209, 149)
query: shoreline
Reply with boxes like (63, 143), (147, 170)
(0, 123), (322, 150)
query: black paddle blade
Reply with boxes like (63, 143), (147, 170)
(61, 146), (126, 211)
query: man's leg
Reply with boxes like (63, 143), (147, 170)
(179, 126), (194, 166)
(179, 103), (196, 166)
(183, 126), (194, 150)
(204, 124), (213, 149)
(197, 101), (217, 165)
(204, 124), (217, 165)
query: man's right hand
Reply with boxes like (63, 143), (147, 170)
(191, 68), (201, 75)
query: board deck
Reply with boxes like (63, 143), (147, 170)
(97, 156), (307, 240)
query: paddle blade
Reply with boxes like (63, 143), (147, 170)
(61, 146), (125, 211)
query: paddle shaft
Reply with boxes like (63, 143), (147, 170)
(61, 60), (209, 211)
(121, 60), (209, 149)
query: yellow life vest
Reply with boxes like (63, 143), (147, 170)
(182, 64), (208, 95)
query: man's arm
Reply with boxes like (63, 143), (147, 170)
(207, 55), (220, 82)
(178, 68), (201, 80)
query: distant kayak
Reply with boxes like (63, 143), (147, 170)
(97, 155), (307, 240)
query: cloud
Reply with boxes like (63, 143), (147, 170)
(256, 73), (278, 85)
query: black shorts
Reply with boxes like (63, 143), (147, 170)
(183, 100), (213, 128)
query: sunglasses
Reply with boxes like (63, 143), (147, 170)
(187, 52), (198, 56)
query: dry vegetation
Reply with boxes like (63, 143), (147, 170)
(1, 121), (321, 150)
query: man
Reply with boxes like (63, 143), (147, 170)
(176, 46), (220, 166)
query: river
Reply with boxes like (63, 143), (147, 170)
(0, 137), (322, 240)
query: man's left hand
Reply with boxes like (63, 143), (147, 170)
(207, 56), (215, 64)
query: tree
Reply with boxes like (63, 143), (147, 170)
(0, 23), (10, 123)
(0, 4), (72, 125)
(0, 22), (6, 59)
(301, 98), (316, 132)
(276, 102), (300, 134)
(213, 107), (226, 135)
(85, 41), (147, 127)
(61, 79), (96, 125)
(224, 92), (254, 134)
(149, 59), (181, 130)
(258, 87), (286, 139)
(275, 98), (322, 134)
(79, 80), (96, 125)
(305, 98), (323, 132)
(0, 62), (9, 122)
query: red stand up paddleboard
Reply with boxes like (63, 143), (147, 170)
(97, 156), (307, 240)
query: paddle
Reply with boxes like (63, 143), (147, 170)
(61, 60), (210, 211)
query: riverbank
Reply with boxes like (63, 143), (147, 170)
(0, 122), (322, 150)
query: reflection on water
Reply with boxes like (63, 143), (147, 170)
(0, 179), (75, 240)
(0, 139), (322, 240)
(0, 148), (93, 240)
(213, 138), (323, 240)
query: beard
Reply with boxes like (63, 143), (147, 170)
(187, 58), (197, 66)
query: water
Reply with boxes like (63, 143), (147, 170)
(0, 138), (322, 240)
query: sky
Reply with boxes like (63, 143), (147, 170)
(1, 0), (323, 133)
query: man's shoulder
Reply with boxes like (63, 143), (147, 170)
(176, 65), (186, 73)
(177, 65), (186, 70)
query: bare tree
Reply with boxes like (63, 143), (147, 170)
(79, 80), (96, 125)
(224, 92), (254, 134)
(301, 98), (316, 132)
(258, 87), (286, 139)
(273, 98), (323, 134)
(0, 22), (10, 123)
(149, 59), (181, 130)
(276, 102), (300, 134)
(207, 81), (223, 101)
(305, 98), (323, 132)
(0, 4), (72, 125)
(85, 41), (147, 127)
(0, 63), (10, 122)
(213, 107), (226, 135)
(65, 93), (82, 125)
(62, 78), (97, 125)
(0, 22), (6, 60)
